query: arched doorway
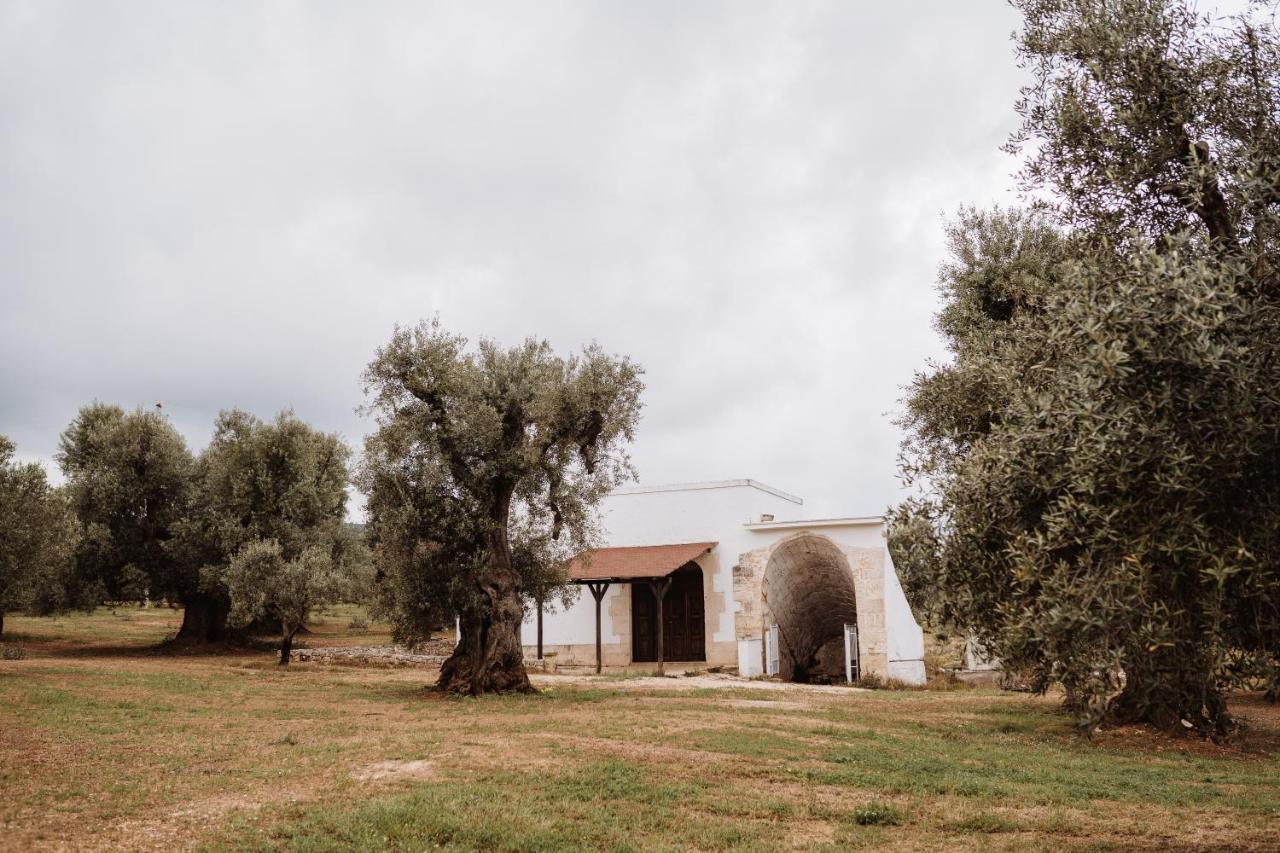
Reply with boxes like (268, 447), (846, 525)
(632, 562), (706, 662)
(762, 534), (857, 682)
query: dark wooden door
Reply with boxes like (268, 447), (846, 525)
(632, 583), (657, 662)
(632, 566), (705, 662)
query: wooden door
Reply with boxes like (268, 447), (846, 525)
(632, 582), (656, 662)
(632, 565), (705, 662)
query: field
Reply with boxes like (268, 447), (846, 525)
(1, 609), (1278, 852)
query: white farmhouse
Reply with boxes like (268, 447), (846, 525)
(521, 479), (926, 685)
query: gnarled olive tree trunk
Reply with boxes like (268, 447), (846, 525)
(175, 593), (229, 644)
(436, 526), (533, 695)
(1108, 656), (1234, 739)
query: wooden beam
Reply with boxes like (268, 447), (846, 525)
(587, 581), (610, 674)
(649, 577), (672, 675)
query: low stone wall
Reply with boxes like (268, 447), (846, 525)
(294, 638), (453, 667)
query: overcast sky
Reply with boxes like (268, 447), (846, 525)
(2, 1), (1034, 519)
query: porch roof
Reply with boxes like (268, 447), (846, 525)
(566, 541), (717, 582)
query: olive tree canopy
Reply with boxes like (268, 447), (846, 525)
(175, 409), (357, 642)
(57, 404), (359, 645)
(360, 319), (643, 695)
(57, 404), (194, 617)
(0, 436), (79, 637)
(889, 0), (1280, 737)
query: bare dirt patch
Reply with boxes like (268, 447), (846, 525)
(357, 759), (437, 783)
(721, 698), (811, 711)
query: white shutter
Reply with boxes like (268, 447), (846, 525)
(844, 624), (859, 683)
(765, 625), (780, 676)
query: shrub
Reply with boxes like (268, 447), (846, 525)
(925, 671), (963, 691)
(852, 673), (934, 691)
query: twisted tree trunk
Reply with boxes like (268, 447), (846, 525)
(1108, 665), (1234, 739)
(436, 521), (534, 695)
(279, 627), (297, 665)
(175, 593), (229, 644)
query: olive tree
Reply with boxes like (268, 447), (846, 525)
(360, 319), (643, 695)
(57, 404), (194, 622)
(59, 405), (359, 645)
(0, 436), (79, 636)
(890, 0), (1280, 737)
(890, 207), (1069, 622)
(224, 539), (347, 664)
(173, 409), (356, 642)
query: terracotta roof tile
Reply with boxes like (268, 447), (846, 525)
(566, 541), (717, 581)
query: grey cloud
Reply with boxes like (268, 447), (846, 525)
(2, 0), (1029, 516)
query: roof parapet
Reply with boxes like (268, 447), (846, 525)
(609, 478), (803, 505)
(743, 516), (884, 531)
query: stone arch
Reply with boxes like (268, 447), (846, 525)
(761, 533), (858, 682)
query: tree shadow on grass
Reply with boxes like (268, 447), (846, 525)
(9, 632), (279, 661)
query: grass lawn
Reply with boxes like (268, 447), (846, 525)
(1, 609), (1277, 851)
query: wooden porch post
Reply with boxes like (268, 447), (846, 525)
(587, 582), (610, 674)
(649, 576), (672, 675)
(536, 596), (543, 660)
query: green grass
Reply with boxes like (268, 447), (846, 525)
(945, 812), (1019, 833)
(4, 605), (184, 646)
(220, 762), (748, 853)
(1, 609), (1278, 851)
(3, 603), (395, 652)
(853, 801), (903, 826)
(807, 701), (1278, 812)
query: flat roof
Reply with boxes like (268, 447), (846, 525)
(743, 515), (884, 531)
(609, 478), (803, 505)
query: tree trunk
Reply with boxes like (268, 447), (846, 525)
(279, 627), (296, 665)
(436, 523), (534, 695)
(1108, 668), (1234, 739)
(0, 610), (5, 639)
(175, 594), (230, 644)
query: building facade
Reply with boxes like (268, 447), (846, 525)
(520, 479), (926, 684)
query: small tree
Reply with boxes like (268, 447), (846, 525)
(0, 436), (79, 636)
(360, 319), (643, 695)
(223, 539), (346, 664)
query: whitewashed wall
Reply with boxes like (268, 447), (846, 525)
(883, 546), (926, 683)
(521, 480), (801, 648)
(520, 480), (927, 685)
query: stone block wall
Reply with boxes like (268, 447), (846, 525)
(732, 534), (889, 679)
